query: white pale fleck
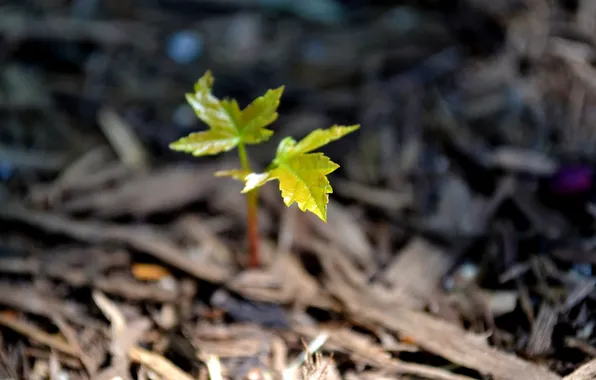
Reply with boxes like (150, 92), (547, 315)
(187, 95), (205, 114)
(243, 172), (271, 192)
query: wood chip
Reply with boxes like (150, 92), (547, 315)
(563, 359), (596, 380)
(332, 179), (413, 212)
(0, 202), (231, 283)
(526, 302), (558, 357)
(317, 248), (561, 380)
(380, 238), (454, 309)
(294, 325), (476, 380)
(488, 146), (558, 175)
(304, 201), (374, 271)
(98, 108), (149, 171)
(0, 314), (78, 357)
(425, 175), (486, 236)
(0, 284), (81, 321)
(227, 242), (338, 311)
(58, 163), (224, 218)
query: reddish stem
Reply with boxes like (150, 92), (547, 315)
(237, 141), (260, 268)
(246, 189), (259, 268)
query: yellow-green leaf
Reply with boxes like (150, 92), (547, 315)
(220, 98), (243, 127)
(169, 130), (239, 156)
(179, 71), (284, 153)
(264, 153), (339, 221)
(242, 172), (275, 192)
(240, 86), (284, 144)
(192, 69), (214, 93)
(214, 169), (249, 181)
(290, 125), (360, 156)
(185, 71), (237, 136)
(216, 170), (275, 192)
(263, 124), (359, 220)
(275, 136), (297, 158)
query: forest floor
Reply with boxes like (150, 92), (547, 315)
(2, 1), (596, 379)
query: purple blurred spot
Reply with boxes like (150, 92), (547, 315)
(550, 164), (593, 194)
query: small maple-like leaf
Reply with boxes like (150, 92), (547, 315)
(241, 86), (284, 144)
(242, 172), (275, 192)
(291, 125), (360, 155)
(185, 71), (238, 136)
(169, 130), (239, 156)
(243, 153), (339, 221)
(240, 125), (360, 221)
(214, 168), (250, 181)
(271, 153), (339, 221)
(170, 71), (285, 157)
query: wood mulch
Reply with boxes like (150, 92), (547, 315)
(2, 1), (596, 379)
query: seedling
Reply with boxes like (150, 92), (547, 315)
(170, 71), (359, 267)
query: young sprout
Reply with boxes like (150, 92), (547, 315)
(170, 71), (359, 267)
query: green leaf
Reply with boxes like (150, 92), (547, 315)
(275, 136), (298, 159)
(241, 172), (274, 192)
(220, 98), (243, 128)
(285, 125), (360, 157)
(272, 153), (339, 221)
(171, 71), (285, 157)
(247, 124), (361, 221)
(169, 130), (239, 156)
(241, 86), (284, 144)
(243, 153), (339, 221)
(214, 168), (250, 181)
(185, 71), (238, 137)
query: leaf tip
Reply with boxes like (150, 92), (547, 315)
(329, 160), (340, 173)
(168, 139), (184, 152)
(346, 124), (360, 132)
(215, 169), (249, 182)
(242, 172), (273, 193)
(330, 124), (360, 135)
(191, 70), (216, 94)
(273, 85), (285, 96)
(316, 210), (328, 222)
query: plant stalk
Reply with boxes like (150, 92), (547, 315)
(237, 142), (260, 268)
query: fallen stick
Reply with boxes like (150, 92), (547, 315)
(0, 203), (231, 283)
(315, 243), (562, 380)
(0, 314), (79, 357)
(0, 8), (156, 49)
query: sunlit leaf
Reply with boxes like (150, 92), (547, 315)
(275, 136), (297, 158)
(275, 153), (338, 221)
(169, 130), (239, 156)
(240, 86), (284, 144)
(220, 98), (243, 125)
(250, 153), (339, 221)
(216, 170), (274, 191)
(192, 69), (214, 93)
(290, 125), (360, 156)
(185, 71), (238, 135)
(173, 71), (285, 159)
(214, 168), (250, 181)
(253, 124), (360, 221)
(242, 172), (275, 192)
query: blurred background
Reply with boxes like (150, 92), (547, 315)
(2, 0), (596, 379)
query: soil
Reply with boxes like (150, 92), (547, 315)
(1, 1), (596, 379)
